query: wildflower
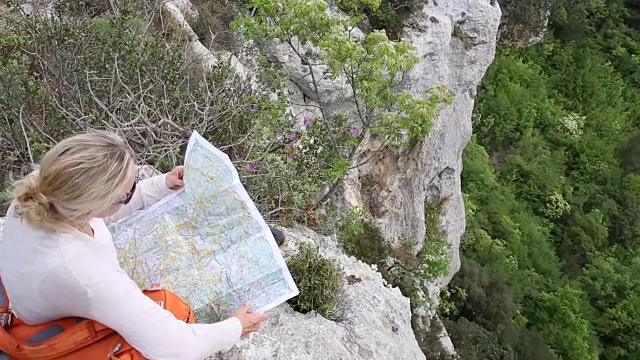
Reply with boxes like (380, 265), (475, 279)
(349, 128), (358, 137)
(303, 115), (313, 126)
(286, 133), (297, 141)
(244, 164), (254, 172)
(248, 108), (257, 113)
(267, 115), (273, 121)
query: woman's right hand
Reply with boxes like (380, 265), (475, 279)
(230, 304), (269, 336)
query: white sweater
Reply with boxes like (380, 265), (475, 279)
(0, 174), (242, 360)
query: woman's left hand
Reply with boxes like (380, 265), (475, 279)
(166, 166), (185, 190)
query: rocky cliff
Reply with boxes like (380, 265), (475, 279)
(348, 1), (501, 352)
(214, 227), (426, 360)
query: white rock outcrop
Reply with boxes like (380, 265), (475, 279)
(215, 227), (425, 360)
(163, 0), (250, 79)
(356, 3), (500, 354)
(497, 0), (549, 46)
(358, 0), (502, 289)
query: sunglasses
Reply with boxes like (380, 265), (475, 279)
(115, 181), (137, 205)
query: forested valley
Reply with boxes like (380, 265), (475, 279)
(442, 0), (640, 359)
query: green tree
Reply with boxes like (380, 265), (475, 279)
(527, 285), (598, 360)
(581, 254), (640, 359)
(446, 257), (516, 331)
(444, 318), (512, 360)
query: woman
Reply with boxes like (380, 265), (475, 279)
(0, 131), (267, 360)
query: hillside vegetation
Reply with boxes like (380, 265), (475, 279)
(441, 0), (640, 359)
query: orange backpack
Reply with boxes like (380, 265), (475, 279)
(0, 277), (195, 359)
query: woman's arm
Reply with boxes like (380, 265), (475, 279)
(104, 173), (175, 224)
(78, 266), (243, 360)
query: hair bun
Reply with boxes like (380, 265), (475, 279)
(13, 174), (53, 223)
(31, 189), (50, 207)
(18, 182), (47, 205)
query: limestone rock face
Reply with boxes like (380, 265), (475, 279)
(214, 227), (425, 360)
(343, 3), (501, 355)
(353, 0), (502, 290)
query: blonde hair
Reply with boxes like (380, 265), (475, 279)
(11, 131), (136, 232)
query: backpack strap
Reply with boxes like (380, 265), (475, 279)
(0, 276), (113, 359)
(0, 277), (13, 328)
(0, 318), (113, 359)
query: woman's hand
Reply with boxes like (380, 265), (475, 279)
(165, 166), (185, 190)
(230, 304), (269, 336)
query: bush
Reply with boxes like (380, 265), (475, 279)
(286, 243), (344, 318)
(0, 0), (350, 222)
(186, 0), (239, 52)
(444, 257), (516, 331)
(338, 207), (391, 267)
(444, 318), (513, 360)
(337, 0), (424, 40)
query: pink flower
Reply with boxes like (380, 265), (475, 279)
(303, 115), (313, 126)
(244, 164), (254, 172)
(286, 133), (297, 141)
(349, 128), (358, 137)
(267, 115), (273, 121)
(248, 108), (257, 113)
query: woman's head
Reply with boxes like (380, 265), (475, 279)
(11, 131), (136, 232)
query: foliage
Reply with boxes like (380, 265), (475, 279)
(286, 243), (344, 318)
(443, 318), (513, 360)
(336, 202), (450, 314)
(338, 207), (391, 267)
(528, 285), (598, 360)
(0, 0), (349, 222)
(186, 0), (238, 52)
(421, 200), (453, 281)
(580, 254), (640, 359)
(337, 0), (424, 40)
(442, 1), (640, 358)
(385, 201), (451, 311)
(444, 257), (516, 332)
(231, 0), (450, 192)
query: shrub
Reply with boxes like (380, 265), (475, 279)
(444, 318), (513, 360)
(286, 243), (344, 318)
(336, 203), (450, 313)
(338, 207), (391, 267)
(186, 0), (239, 52)
(388, 200), (451, 284)
(421, 199), (453, 281)
(443, 257), (516, 331)
(338, 0), (425, 40)
(0, 0), (348, 222)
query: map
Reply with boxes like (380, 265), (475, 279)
(110, 131), (299, 322)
